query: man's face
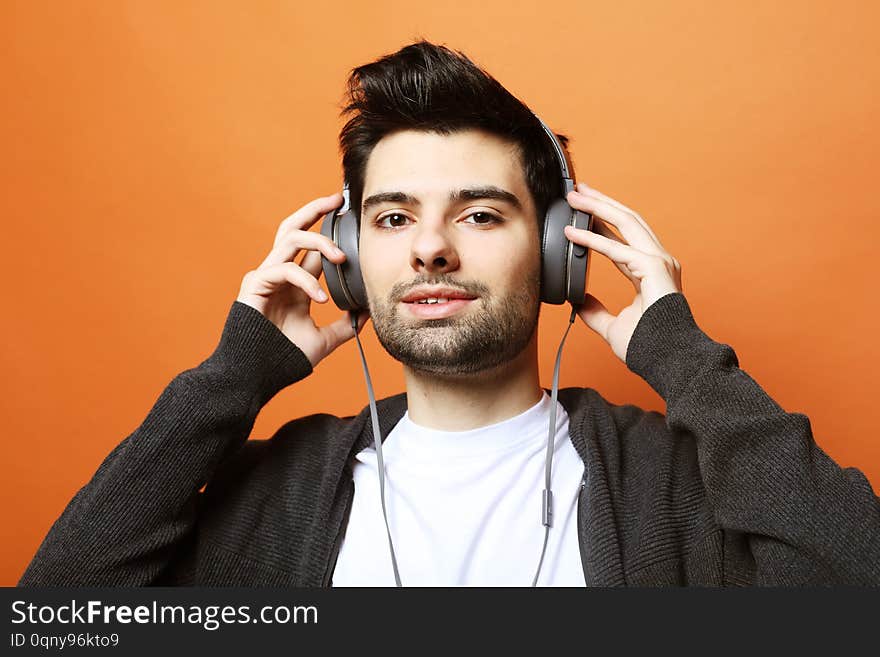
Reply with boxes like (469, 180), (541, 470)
(358, 128), (542, 378)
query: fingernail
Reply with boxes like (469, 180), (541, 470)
(316, 290), (328, 301)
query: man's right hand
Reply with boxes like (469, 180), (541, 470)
(236, 193), (370, 367)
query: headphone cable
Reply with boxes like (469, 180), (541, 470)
(350, 311), (403, 587)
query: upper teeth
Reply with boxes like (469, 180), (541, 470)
(417, 297), (450, 304)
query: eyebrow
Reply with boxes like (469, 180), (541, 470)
(361, 185), (523, 216)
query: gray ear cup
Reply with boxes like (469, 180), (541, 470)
(540, 197), (593, 305)
(320, 193), (368, 312)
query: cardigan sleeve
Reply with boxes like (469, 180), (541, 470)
(625, 292), (880, 585)
(18, 300), (314, 586)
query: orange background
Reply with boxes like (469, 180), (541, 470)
(2, 1), (878, 586)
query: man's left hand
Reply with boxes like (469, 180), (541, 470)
(563, 182), (683, 364)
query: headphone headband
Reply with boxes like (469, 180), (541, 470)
(533, 114), (575, 195)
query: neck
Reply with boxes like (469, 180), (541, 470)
(402, 331), (544, 431)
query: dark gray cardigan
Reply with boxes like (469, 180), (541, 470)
(19, 293), (880, 586)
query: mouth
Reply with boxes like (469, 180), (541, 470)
(400, 297), (477, 319)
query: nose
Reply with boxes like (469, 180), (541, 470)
(409, 221), (460, 275)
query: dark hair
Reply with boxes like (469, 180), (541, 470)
(338, 39), (571, 229)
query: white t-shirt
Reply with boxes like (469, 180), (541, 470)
(331, 391), (587, 587)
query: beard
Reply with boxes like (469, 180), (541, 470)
(368, 269), (541, 378)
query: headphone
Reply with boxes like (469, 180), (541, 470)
(319, 114), (594, 311)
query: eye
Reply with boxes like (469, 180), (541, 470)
(462, 211), (502, 226)
(374, 213), (411, 230)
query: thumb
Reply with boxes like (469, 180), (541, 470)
(577, 293), (615, 341)
(352, 310), (370, 335)
(320, 311), (369, 352)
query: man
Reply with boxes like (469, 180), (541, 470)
(20, 40), (880, 587)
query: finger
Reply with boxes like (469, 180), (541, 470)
(567, 190), (661, 255)
(567, 228), (674, 294)
(299, 248), (326, 280)
(262, 228), (346, 269)
(576, 182), (664, 247)
(565, 224), (639, 263)
(275, 193), (344, 238)
(564, 226), (680, 292)
(577, 182), (660, 242)
(587, 218), (640, 284)
(576, 293), (616, 341)
(248, 261), (329, 304)
(590, 216), (624, 244)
